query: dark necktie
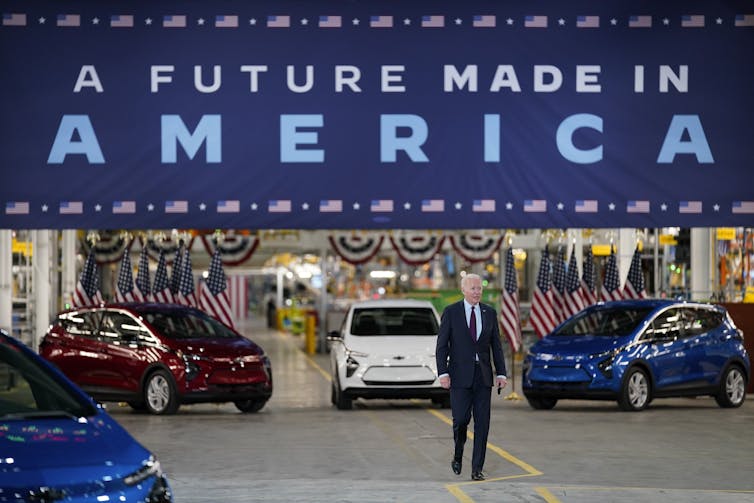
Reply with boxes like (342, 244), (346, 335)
(469, 305), (477, 342)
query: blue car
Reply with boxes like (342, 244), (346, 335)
(0, 330), (172, 502)
(522, 300), (750, 411)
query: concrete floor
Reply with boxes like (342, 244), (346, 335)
(108, 319), (754, 503)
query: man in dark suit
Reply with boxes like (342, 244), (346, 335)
(436, 273), (507, 481)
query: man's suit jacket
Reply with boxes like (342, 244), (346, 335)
(436, 300), (507, 388)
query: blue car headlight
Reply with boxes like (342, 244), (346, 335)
(591, 349), (620, 379)
(124, 456), (163, 486)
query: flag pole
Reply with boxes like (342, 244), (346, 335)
(501, 236), (522, 401)
(504, 347), (522, 401)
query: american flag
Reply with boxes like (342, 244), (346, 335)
(421, 199), (444, 212)
(115, 252), (136, 302)
(564, 246), (585, 318)
(5, 202), (29, 215)
(163, 15), (186, 28)
(319, 200), (343, 213)
(732, 201), (754, 214)
(217, 200), (240, 213)
(3, 13), (27, 26)
(581, 246), (597, 306)
(472, 199), (495, 212)
(524, 15), (548, 28)
(134, 246), (151, 302)
(601, 247), (622, 301)
(627, 200), (650, 213)
(73, 250), (103, 307)
(215, 15), (238, 28)
(473, 15), (496, 28)
(628, 15), (652, 28)
(269, 200), (292, 213)
(524, 199), (546, 212)
(177, 248), (197, 307)
(153, 250), (173, 303)
(110, 15), (133, 28)
(529, 247), (557, 338)
(267, 15), (290, 28)
(319, 15), (342, 28)
(371, 199), (393, 212)
(421, 15), (444, 27)
(576, 15), (599, 28)
(499, 248), (522, 353)
(370, 15), (393, 28)
(735, 14), (754, 27)
(623, 247), (647, 299)
(170, 245), (184, 295)
(681, 15), (705, 27)
(57, 14), (80, 27)
(575, 200), (598, 213)
(199, 250), (234, 328)
(551, 247), (568, 323)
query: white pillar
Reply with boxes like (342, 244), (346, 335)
(690, 228), (713, 300)
(276, 267), (285, 309)
(62, 230), (77, 309)
(32, 230), (51, 350)
(618, 228), (635, 286)
(0, 230), (12, 333)
(318, 248), (328, 352)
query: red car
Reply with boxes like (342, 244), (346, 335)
(39, 303), (273, 415)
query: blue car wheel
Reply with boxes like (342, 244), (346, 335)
(619, 367), (650, 411)
(715, 365), (747, 408)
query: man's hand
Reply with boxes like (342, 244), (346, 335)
(439, 375), (451, 389)
(495, 376), (508, 389)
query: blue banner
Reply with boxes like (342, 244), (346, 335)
(1, 1), (753, 229)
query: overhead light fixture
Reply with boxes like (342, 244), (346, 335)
(369, 270), (396, 279)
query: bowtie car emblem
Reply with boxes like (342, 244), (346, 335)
(393, 355), (406, 360)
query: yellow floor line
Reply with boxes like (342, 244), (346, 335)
(424, 407), (542, 476)
(535, 487), (562, 502)
(424, 405), (550, 502)
(284, 337), (552, 503)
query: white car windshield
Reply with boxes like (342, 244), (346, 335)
(350, 308), (438, 336)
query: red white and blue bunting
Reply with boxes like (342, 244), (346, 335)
(81, 230), (134, 265)
(199, 232), (260, 266)
(449, 233), (504, 263)
(389, 232), (445, 265)
(328, 232), (385, 265)
(142, 234), (196, 265)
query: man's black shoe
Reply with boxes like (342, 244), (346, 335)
(471, 471), (485, 481)
(451, 459), (462, 475)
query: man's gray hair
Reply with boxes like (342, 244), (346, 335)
(461, 273), (482, 288)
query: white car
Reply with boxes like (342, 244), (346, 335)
(328, 299), (450, 410)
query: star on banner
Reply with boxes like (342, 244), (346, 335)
(403, 202), (411, 210)
(353, 202), (360, 210)
(454, 202), (462, 210)
(251, 203), (258, 210)
(505, 202), (513, 210)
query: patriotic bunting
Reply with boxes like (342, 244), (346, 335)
(388, 232), (445, 265)
(449, 233), (503, 263)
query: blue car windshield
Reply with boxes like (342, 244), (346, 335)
(0, 342), (96, 419)
(553, 307), (654, 336)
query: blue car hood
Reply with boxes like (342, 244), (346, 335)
(531, 334), (629, 356)
(0, 411), (151, 488)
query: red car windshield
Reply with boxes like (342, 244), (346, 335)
(139, 309), (237, 340)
